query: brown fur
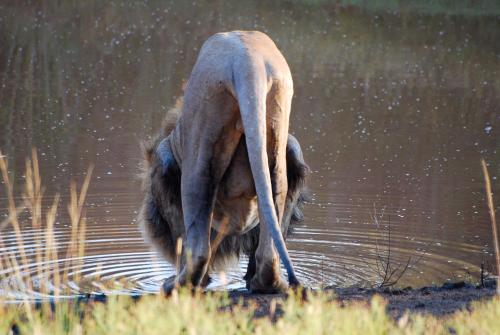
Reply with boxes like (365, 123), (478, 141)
(139, 31), (308, 293)
(139, 101), (309, 271)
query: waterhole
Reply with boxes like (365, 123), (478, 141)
(0, 1), (498, 301)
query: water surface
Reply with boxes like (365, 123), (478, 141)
(0, 1), (499, 299)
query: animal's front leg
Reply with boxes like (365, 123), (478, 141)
(177, 169), (216, 291)
(165, 130), (239, 294)
(161, 91), (241, 294)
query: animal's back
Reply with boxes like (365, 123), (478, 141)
(187, 31), (292, 96)
(187, 31), (294, 236)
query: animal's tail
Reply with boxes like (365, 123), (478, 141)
(232, 57), (298, 286)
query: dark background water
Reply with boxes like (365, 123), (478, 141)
(0, 1), (499, 296)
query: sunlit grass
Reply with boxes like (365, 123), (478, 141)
(0, 149), (92, 301)
(0, 289), (500, 334)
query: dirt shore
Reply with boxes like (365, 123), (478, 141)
(71, 280), (497, 320)
(228, 280), (497, 319)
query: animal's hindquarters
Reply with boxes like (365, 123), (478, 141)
(139, 132), (309, 282)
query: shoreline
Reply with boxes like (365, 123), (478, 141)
(2, 280), (496, 319)
(1, 281), (498, 334)
(227, 280), (498, 319)
(48, 280), (496, 319)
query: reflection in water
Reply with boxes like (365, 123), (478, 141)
(0, 1), (499, 299)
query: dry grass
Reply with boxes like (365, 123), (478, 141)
(481, 159), (500, 295)
(0, 286), (499, 335)
(0, 149), (92, 302)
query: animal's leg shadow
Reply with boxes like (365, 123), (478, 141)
(244, 252), (256, 290)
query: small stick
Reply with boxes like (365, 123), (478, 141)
(481, 159), (500, 295)
(174, 237), (182, 289)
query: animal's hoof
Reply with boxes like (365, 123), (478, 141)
(201, 274), (212, 287)
(245, 278), (252, 290)
(244, 273), (253, 290)
(161, 275), (177, 295)
(289, 276), (300, 288)
(249, 276), (288, 294)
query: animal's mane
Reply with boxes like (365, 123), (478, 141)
(141, 97), (183, 166)
(161, 96), (183, 136)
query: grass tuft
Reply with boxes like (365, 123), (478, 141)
(0, 150), (93, 303)
(1, 288), (500, 334)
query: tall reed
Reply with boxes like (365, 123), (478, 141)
(481, 158), (500, 294)
(0, 149), (92, 306)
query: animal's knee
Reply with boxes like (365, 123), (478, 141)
(185, 230), (211, 260)
(255, 239), (279, 264)
(250, 253), (286, 293)
(192, 254), (210, 268)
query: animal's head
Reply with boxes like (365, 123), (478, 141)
(141, 97), (183, 167)
(139, 97), (183, 192)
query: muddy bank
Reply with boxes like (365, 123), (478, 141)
(228, 280), (498, 319)
(53, 280), (497, 320)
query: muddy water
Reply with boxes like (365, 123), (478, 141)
(0, 1), (499, 299)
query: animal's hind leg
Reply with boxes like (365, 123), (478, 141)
(244, 252), (256, 289)
(250, 152), (289, 293)
(250, 84), (297, 293)
(245, 134), (307, 291)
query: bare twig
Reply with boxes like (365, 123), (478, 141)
(369, 210), (423, 288)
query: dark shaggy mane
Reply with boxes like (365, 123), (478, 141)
(286, 145), (309, 197)
(138, 98), (183, 264)
(287, 145), (310, 225)
(139, 143), (183, 264)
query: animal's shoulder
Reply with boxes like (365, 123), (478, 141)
(206, 30), (270, 44)
(201, 31), (277, 56)
(201, 32), (243, 51)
